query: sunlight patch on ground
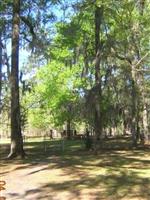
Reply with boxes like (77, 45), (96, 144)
(1, 139), (150, 200)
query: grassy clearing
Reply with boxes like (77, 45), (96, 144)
(0, 137), (150, 200)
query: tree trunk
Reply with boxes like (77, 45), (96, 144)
(8, 0), (25, 159)
(138, 70), (148, 144)
(131, 65), (138, 146)
(94, 5), (103, 141)
(66, 120), (71, 140)
(142, 104), (148, 136)
(0, 32), (2, 111)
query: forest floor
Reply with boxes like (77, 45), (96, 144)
(0, 137), (150, 200)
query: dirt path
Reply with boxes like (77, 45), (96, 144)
(1, 157), (106, 200)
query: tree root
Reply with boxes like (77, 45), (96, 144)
(7, 151), (26, 160)
(7, 152), (17, 160)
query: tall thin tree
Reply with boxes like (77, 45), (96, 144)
(94, 5), (103, 141)
(8, 0), (25, 159)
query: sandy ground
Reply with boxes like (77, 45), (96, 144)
(1, 158), (106, 200)
(0, 140), (150, 200)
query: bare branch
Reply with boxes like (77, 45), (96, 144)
(134, 52), (149, 67)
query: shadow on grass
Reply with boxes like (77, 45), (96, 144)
(1, 138), (150, 199)
(19, 170), (149, 200)
(0, 138), (150, 170)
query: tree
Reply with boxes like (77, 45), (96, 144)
(26, 57), (82, 134)
(108, 0), (150, 145)
(93, 4), (103, 142)
(8, 0), (25, 159)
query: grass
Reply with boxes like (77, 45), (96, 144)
(0, 137), (150, 200)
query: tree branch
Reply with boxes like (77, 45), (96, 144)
(134, 52), (149, 67)
(20, 16), (36, 40)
